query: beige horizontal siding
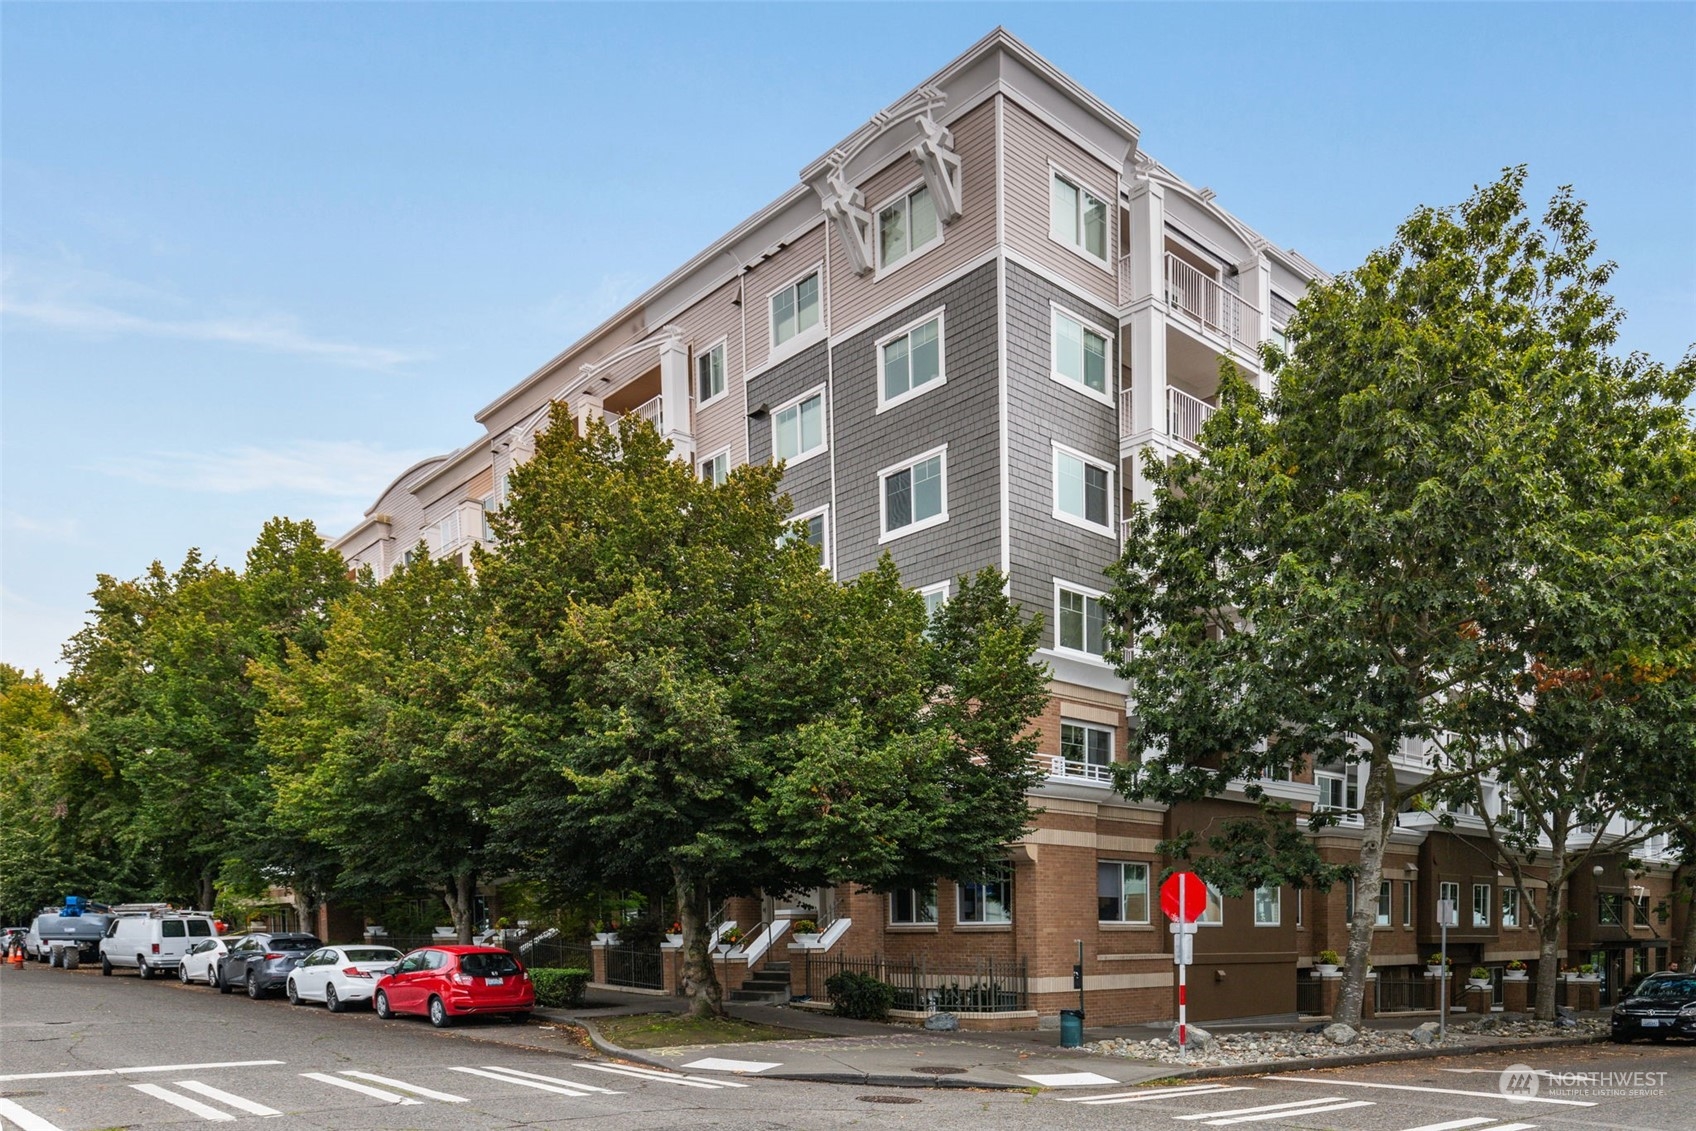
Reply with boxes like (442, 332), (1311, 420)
(743, 223), (827, 376)
(1001, 98), (1120, 310)
(672, 276), (749, 471)
(828, 99), (998, 333)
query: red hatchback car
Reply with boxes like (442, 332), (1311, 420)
(373, 946), (535, 1027)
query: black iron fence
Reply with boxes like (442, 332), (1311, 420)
(1375, 970), (1427, 1013)
(1295, 974), (1323, 1016)
(804, 953), (1027, 1013)
(604, 942), (664, 989)
(361, 933), (593, 973)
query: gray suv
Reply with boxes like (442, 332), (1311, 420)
(216, 932), (322, 999)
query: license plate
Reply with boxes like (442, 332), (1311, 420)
(486, 977), (503, 985)
(1641, 1018), (1662, 1027)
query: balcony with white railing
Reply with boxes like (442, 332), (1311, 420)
(1167, 387), (1216, 450)
(1165, 253), (1260, 356)
(606, 394), (663, 432)
(1046, 754), (1115, 787)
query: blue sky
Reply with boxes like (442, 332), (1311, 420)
(4, 3), (1693, 678)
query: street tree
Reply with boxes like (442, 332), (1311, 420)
(478, 406), (1047, 1016)
(1107, 168), (1693, 1026)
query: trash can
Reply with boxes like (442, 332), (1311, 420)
(1060, 1008), (1084, 1048)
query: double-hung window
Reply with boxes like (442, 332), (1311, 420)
(1051, 169), (1108, 262)
(480, 493), (497, 543)
(889, 886), (937, 925)
(772, 389), (826, 465)
(1473, 883), (1492, 928)
(696, 341), (726, 405)
(1054, 445), (1112, 532)
(1501, 887), (1520, 928)
(1097, 861), (1149, 924)
(919, 581), (950, 627)
(879, 313), (944, 409)
(1402, 880), (1413, 927)
(1439, 881), (1460, 925)
(957, 863), (1012, 925)
(784, 507), (828, 567)
(1056, 583), (1106, 656)
(880, 446), (947, 539)
(1060, 720), (1113, 769)
(699, 450), (729, 486)
(771, 270), (821, 348)
(1052, 307), (1111, 400)
(1254, 886), (1281, 926)
(1314, 769), (1358, 814)
(878, 182), (939, 271)
(1376, 881), (1392, 926)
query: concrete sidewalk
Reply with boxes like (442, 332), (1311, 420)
(534, 993), (1613, 1091)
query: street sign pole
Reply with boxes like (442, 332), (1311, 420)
(1178, 880), (1187, 1061)
(1436, 897), (1457, 1042)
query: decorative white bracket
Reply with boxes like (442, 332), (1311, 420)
(821, 167), (875, 277)
(910, 114), (963, 225)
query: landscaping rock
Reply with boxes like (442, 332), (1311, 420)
(923, 1012), (959, 1032)
(1411, 1027), (1438, 1046)
(1322, 1023), (1358, 1046)
(1166, 1023), (1214, 1051)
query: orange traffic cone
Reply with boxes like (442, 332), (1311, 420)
(8, 945), (23, 968)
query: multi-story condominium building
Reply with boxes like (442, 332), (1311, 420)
(335, 29), (1685, 1027)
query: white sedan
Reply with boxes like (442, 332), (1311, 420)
(178, 935), (243, 986)
(286, 945), (403, 1012)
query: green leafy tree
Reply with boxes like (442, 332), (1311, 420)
(1107, 168), (1693, 1026)
(257, 551), (505, 942)
(478, 406), (1047, 1015)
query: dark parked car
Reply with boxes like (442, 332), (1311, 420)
(215, 932), (322, 999)
(1610, 972), (1696, 1042)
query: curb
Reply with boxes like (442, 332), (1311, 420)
(1108, 1032), (1614, 1082)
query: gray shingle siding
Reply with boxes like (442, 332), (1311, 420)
(831, 260), (1001, 589)
(1003, 259), (1121, 651)
(746, 340), (833, 517)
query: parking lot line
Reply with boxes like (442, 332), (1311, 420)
(1269, 1076), (1597, 1107)
(339, 1071), (466, 1103)
(1395, 1119), (1497, 1131)
(0, 1095), (67, 1131)
(299, 1071), (423, 1105)
(1059, 1084), (1255, 1105)
(448, 1066), (594, 1097)
(129, 1083), (236, 1122)
(1202, 1100), (1376, 1126)
(477, 1066), (622, 1095)
(1176, 1096), (1366, 1121)
(174, 1081), (282, 1117)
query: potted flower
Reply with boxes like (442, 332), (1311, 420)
(1426, 953), (1451, 977)
(1315, 949), (1341, 976)
(1468, 966), (1492, 988)
(1505, 960), (1528, 981)
(593, 918), (620, 945)
(715, 926), (744, 955)
(791, 919), (820, 945)
(1577, 962), (1600, 981)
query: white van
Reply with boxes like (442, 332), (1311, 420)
(99, 911), (218, 979)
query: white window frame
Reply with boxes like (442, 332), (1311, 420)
(1197, 881), (1224, 927)
(956, 863), (1013, 926)
(873, 177), (944, 278)
(1053, 579), (1109, 660)
(434, 511), (460, 554)
(698, 448), (730, 487)
(889, 886), (938, 926)
(875, 309), (947, 413)
(1473, 882), (1492, 928)
(1097, 861), (1150, 925)
(1048, 163), (1111, 269)
(769, 384), (828, 468)
(918, 580), (951, 625)
(1253, 885), (1281, 927)
(877, 444), (949, 543)
(788, 505), (830, 568)
(1059, 719), (1114, 768)
(1314, 769), (1359, 814)
(1049, 303), (1115, 406)
(1501, 887), (1520, 929)
(767, 263), (825, 357)
(1051, 441), (1116, 536)
(695, 338), (728, 408)
(1403, 880), (1413, 927)
(1376, 880), (1392, 927)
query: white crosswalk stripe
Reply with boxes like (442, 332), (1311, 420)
(1270, 1075), (1596, 1107)
(448, 1066), (599, 1097)
(1396, 1120), (1499, 1131)
(174, 1081), (282, 1117)
(338, 1070), (466, 1103)
(475, 1065), (622, 1095)
(1058, 1083), (1255, 1105)
(0, 1095), (68, 1131)
(574, 1061), (750, 1089)
(129, 1083), (237, 1122)
(300, 1072), (423, 1105)
(1175, 1096), (1376, 1124)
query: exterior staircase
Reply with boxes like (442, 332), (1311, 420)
(728, 960), (791, 1004)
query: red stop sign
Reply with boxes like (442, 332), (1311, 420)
(1160, 871), (1209, 922)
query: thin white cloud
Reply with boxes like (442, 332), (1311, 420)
(3, 512), (81, 542)
(94, 440), (438, 501)
(1, 255), (424, 371)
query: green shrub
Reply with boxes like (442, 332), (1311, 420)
(824, 970), (896, 1021)
(530, 967), (589, 1009)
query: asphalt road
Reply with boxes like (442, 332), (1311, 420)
(2, 962), (1691, 1130)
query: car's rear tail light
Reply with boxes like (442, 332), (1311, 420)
(265, 952), (286, 960)
(342, 966), (373, 978)
(451, 971), (474, 985)
(151, 943), (160, 954)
